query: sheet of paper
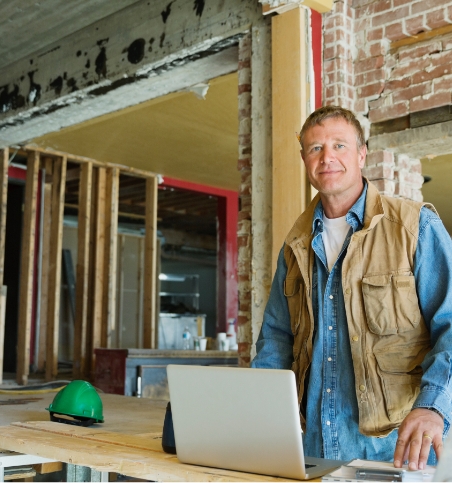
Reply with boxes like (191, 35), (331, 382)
(322, 460), (435, 482)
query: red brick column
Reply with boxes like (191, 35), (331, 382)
(237, 32), (252, 367)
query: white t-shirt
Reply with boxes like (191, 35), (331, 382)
(321, 214), (350, 272)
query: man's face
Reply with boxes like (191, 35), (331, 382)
(301, 117), (366, 197)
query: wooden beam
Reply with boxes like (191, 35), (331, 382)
(21, 146), (157, 179)
(45, 156), (67, 381)
(16, 151), (40, 385)
(0, 149), (8, 287)
(0, 149), (8, 383)
(143, 176), (158, 349)
(154, 238), (161, 349)
(0, 286), (6, 385)
(73, 163), (92, 379)
(36, 158), (53, 372)
(262, 0), (333, 14)
(136, 236), (143, 348)
(90, 168), (107, 375)
(271, 6), (310, 271)
(390, 23), (452, 51)
(116, 235), (125, 349)
(101, 168), (119, 348)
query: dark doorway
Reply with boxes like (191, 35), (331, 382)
(3, 181), (25, 372)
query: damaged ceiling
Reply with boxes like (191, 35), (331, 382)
(0, 1), (241, 254)
(0, 1), (142, 70)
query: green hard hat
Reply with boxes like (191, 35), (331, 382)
(46, 380), (104, 426)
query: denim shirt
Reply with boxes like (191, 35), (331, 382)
(252, 184), (452, 464)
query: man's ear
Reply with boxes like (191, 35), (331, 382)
(300, 149), (305, 162)
(358, 145), (367, 169)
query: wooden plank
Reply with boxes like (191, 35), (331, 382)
(0, 392), (166, 432)
(45, 156), (67, 381)
(137, 236), (144, 348)
(390, 23), (452, 51)
(101, 168), (119, 348)
(0, 149), (9, 384)
(36, 158), (53, 372)
(0, 148), (9, 287)
(20, 146), (158, 178)
(271, 7), (310, 272)
(143, 176), (158, 348)
(116, 234), (125, 349)
(0, 286), (6, 384)
(16, 151), (40, 385)
(73, 162), (92, 379)
(154, 237), (161, 349)
(262, 0), (333, 14)
(0, 425), (291, 482)
(13, 422), (162, 452)
(32, 462), (63, 474)
(90, 167), (107, 375)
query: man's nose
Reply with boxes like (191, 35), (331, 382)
(321, 145), (335, 163)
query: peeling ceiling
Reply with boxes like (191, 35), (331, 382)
(0, 1), (141, 70)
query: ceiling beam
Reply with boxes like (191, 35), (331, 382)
(0, 0), (262, 148)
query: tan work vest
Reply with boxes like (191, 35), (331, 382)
(283, 181), (433, 437)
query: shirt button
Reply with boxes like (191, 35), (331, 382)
(359, 384), (366, 392)
(326, 388), (331, 393)
(345, 288), (351, 294)
(326, 421), (331, 426)
(328, 357), (332, 361)
(352, 335), (359, 342)
(328, 326), (333, 330)
(329, 295), (333, 299)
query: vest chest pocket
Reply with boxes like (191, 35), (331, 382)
(362, 274), (421, 335)
(284, 277), (303, 335)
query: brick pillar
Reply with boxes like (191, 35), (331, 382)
(323, 0), (355, 110)
(363, 149), (423, 201)
(237, 32), (252, 367)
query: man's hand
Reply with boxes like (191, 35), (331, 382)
(394, 408), (444, 470)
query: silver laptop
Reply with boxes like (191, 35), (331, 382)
(167, 365), (345, 480)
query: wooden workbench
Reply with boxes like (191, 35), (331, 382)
(0, 392), (297, 481)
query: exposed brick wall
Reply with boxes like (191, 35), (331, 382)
(323, 0), (355, 109)
(324, 0), (452, 200)
(237, 32), (252, 367)
(363, 150), (424, 200)
(351, 0), (452, 123)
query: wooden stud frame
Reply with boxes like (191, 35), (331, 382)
(102, 168), (119, 348)
(7, 147), (157, 384)
(0, 149), (8, 384)
(36, 158), (53, 372)
(73, 162), (93, 379)
(17, 151), (40, 385)
(143, 176), (158, 349)
(90, 167), (107, 376)
(45, 156), (67, 381)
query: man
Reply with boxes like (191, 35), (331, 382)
(251, 105), (452, 470)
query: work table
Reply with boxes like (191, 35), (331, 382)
(0, 391), (299, 481)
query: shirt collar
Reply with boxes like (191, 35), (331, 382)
(312, 179), (368, 235)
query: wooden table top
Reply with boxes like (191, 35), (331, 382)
(0, 392), (299, 481)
